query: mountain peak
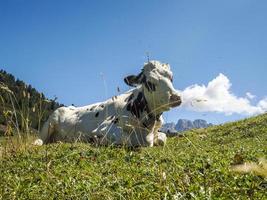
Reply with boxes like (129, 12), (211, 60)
(160, 119), (213, 136)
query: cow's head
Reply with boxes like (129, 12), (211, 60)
(124, 61), (182, 114)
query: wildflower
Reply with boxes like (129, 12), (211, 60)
(231, 158), (267, 178)
(162, 171), (166, 181)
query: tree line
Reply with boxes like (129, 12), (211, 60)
(0, 69), (64, 135)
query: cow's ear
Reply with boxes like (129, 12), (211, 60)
(124, 75), (139, 87)
(124, 72), (143, 87)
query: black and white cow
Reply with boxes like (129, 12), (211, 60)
(35, 61), (182, 147)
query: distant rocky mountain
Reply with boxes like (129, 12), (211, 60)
(159, 122), (177, 137)
(175, 119), (213, 132)
(160, 119), (213, 136)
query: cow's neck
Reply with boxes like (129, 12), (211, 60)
(126, 87), (162, 129)
(137, 88), (162, 129)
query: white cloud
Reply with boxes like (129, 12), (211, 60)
(246, 92), (256, 100)
(258, 98), (267, 110)
(180, 73), (267, 116)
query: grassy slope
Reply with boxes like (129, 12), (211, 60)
(0, 114), (267, 199)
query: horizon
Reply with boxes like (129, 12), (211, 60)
(1, 0), (267, 124)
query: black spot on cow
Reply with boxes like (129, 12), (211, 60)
(108, 115), (115, 120)
(142, 113), (154, 128)
(95, 112), (99, 117)
(156, 114), (162, 121)
(90, 105), (97, 111)
(125, 93), (134, 103)
(126, 103), (131, 111)
(100, 104), (105, 108)
(112, 118), (119, 124)
(112, 96), (118, 100)
(139, 75), (156, 92)
(126, 92), (148, 118)
(142, 122), (148, 128)
(142, 113), (162, 128)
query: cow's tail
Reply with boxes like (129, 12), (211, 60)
(33, 117), (53, 146)
(41, 119), (51, 142)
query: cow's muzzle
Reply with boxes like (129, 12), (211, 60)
(169, 94), (182, 107)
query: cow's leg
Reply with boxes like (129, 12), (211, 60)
(145, 131), (154, 147)
(151, 116), (166, 146)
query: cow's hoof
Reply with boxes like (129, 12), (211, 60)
(156, 132), (167, 146)
(33, 139), (43, 146)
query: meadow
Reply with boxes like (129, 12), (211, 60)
(0, 113), (266, 199)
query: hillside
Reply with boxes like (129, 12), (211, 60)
(0, 113), (267, 199)
(0, 70), (63, 134)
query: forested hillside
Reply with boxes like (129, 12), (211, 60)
(0, 70), (63, 134)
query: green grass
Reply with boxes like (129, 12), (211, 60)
(1, 114), (267, 199)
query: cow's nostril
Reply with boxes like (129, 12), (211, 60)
(170, 94), (182, 107)
(170, 94), (181, 101)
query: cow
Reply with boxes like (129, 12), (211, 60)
(35, 60), (182, 147)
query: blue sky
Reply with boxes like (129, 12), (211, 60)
(1, 0), (267, 124)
